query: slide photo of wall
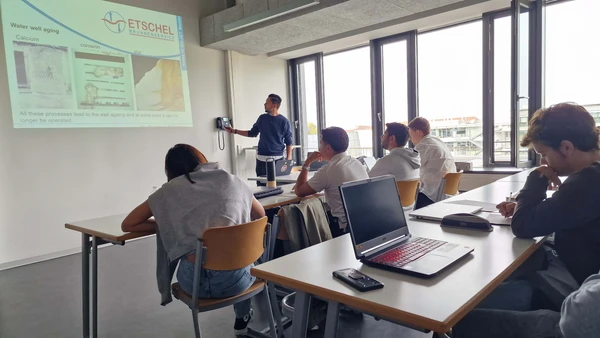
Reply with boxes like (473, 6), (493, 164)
(72, 51), (135, 110)
(132, 56), (185, 112)
(13, 41), (74, 109)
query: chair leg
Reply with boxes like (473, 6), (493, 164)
(192, 308), (202, 338)
(262, 287), (278, 338)
(267, 283), (284, 338)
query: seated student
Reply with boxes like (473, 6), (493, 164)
(368, 122), (420, 181)
(407, 117), (456, 209)
(496, 103), (600, 287)
(121, 144), (266, 336)
(453, 269), (600, 338)
(294, 127), (369, 237)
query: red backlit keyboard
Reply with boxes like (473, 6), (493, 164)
(369, 237), (447, 268)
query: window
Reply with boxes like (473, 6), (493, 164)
(516, 6), (529, 165)
(382, 40), (409, 125)
(290, 2), (543, 168)
(493, 15), (512, 162)
(546, 0), (600, 124)
(418, 21), (483, 167)
(296, 60), (319, 159)
(323, 47), (373, 157)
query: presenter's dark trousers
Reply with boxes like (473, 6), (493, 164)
(255, 159), (266, 186)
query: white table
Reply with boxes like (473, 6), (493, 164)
(496, 168), (534, 182)
(65, 188), (318, 338)
(248, 171), (315, 184)
(251, 174), (544, 337)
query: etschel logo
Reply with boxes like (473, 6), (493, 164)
(102, 11), (126, 33)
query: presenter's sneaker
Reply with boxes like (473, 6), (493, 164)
(234, 308), (254, 336)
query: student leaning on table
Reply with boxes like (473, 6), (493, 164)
(121, 144), (266, 336)
(496, 103), (600, 287)
(293, 126), (369, 238)
(453, 103), (600, 338)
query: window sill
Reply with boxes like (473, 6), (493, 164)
(464, 167), (524, 174)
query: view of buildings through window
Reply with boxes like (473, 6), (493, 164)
(323, 47), (373, 157)
(545, 0), (600, 124)
(418, 21), (483, 166)
(298, 0), (600, 167)
(296, 60), (319, 159)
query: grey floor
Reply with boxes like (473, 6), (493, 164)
(0, 238), (432, 338)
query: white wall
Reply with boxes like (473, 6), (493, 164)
(0, 0), (235, 266)
(228, 52), (290, 180)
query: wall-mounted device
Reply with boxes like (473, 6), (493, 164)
(216, 117), (232, 130)
(216, 117), (232, 151)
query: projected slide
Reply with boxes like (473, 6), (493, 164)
(1, 0), (193, 128)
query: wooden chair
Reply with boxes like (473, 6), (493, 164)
(396, 179), (420, 208)
(439, 170), (464, 200)
(171, 217), (282, 338)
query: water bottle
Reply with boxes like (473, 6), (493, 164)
(266, 158), (276, 188)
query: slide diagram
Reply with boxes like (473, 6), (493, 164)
(13, 41), (74, 109)
(1, 0), (192, 128)
(73, 51), (134, 110)
(133, 56), (185, 112)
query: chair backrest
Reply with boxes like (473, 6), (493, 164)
(396, 179), (420, 207)
(201, 217), (268, 271)
(442, 171), (464, 196)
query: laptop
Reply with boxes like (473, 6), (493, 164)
(409, 203), (483, 222)
(363, 157), (377, 171)
(259, 159), (294, 177)
(275, 159), (293, 176)
(339, 175), (474, 277)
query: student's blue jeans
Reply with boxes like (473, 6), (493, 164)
(177, 259), (255, 318)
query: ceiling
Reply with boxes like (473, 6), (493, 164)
(200, 0), (510, 59)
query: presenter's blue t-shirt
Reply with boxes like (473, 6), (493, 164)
(248, 114), (293, 156)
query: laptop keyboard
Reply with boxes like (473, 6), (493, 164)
(370, 237), (447, 268)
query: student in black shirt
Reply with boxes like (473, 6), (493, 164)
(497, 102), (600, 286)
(227, 93), (293, 181)
(453, 102), (600, 338)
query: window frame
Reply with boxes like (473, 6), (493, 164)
(371, 31), (418, 158)
(288, 53), (325, 164)
(289, 0), (544, 169)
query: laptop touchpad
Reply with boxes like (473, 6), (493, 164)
(404, 254), (453, 274)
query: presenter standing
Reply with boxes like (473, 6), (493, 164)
(226, 93), (293, 181)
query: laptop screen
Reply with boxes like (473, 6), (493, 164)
(340, 176), (409, 250)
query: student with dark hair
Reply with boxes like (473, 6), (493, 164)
(226, 93), (293, 184)
(122, 144), (266, 336)
(497, 102), (600, 285)
(408, 117), (456, 209)
(294, 127), (368, 237)
(368, 122), (420, 181)
(453, 102), (600, 338)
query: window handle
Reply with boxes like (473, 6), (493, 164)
(377, 112), (382, 122)
(518, 96), (529, 100)
(294, 120), (299, 128)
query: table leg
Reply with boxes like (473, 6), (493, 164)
(91, 236), (98, 338)
(323, 301), (340, 338)
(290, 291), (311, 338)
(82, 234), (90, 338)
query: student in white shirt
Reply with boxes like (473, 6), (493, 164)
(368, 122), (420, 181)
(408, 117), (456, 209)
(294, 127), (369, 237)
